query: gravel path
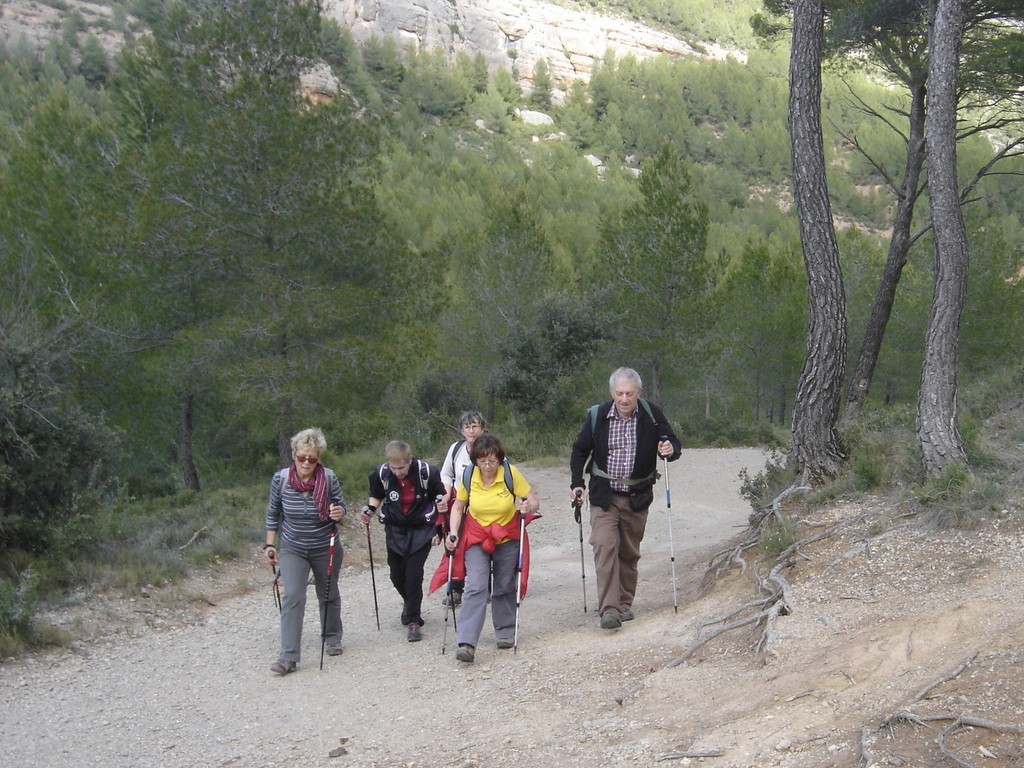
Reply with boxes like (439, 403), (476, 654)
(0, 448), (769, 768)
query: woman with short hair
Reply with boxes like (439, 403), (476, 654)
(444, 434), (540, 663)
(362, 440), (446, 643)
(264, 428), (347, 675)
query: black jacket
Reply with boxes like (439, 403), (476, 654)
(368, 458), (445, 555)
(570, 400), (681, 510)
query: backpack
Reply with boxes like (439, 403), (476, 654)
(377, 460), (438, 525)
(379, 459), (432, 493)
(586, 400), (659, 486)
(443, 439), (466, 483)
(461, 459), (516, 505)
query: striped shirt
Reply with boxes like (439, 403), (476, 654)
(606, 407), (638, 493)
(265, 467), (346, 550)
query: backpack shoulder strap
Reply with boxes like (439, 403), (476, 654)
(418, 460), (430, 491)
(639, 398), (657, 427)
(502, 459), (515, 497)
(588, 403), (601, 434)
(378, 463), (390, 492)
(461, 464), (474, 499)
(444, 439), (465, 478)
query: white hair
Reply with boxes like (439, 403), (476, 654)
(609, 367), (643, 391)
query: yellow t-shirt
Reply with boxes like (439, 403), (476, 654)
(456, 463), (531, 527)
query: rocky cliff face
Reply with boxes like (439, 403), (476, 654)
(0, 0), (738, 94)
(324, 0), (739, 89)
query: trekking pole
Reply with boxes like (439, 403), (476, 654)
(364, 511), (381, 632)
(513, 510), (527, 654)
(271, 560), (282, 614)
(572, 493), (587, 613)
(661, 437), (679, 614)
(320, 527), (337, 670)
(441, 546), (458, 655)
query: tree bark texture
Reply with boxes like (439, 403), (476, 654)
(843, 80), (927, 423)
(179, 392), (201, 492)
(788, 0), (849, 484)
(917, 0), (969, 476)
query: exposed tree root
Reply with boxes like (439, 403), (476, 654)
(703, 481), (811, 583)
(864, 652), (1023, 767)
(614, 484), (858, 705)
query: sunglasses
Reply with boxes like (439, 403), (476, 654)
(295, 455), (319, 464)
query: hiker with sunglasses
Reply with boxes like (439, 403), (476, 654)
(264, 427), (347, 675)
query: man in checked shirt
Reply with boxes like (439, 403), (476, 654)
(570, 367), (681, 630)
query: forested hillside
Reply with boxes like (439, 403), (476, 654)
(2, 0), (1023, 651)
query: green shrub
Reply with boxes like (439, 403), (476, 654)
(0, 569), (65, 655)
(916, 463), (1004, 529)
(852, 453), (883, 490)
(760, 514), (796, 559)
(0, 571), (36, 640)
(739, 450), (792, 509)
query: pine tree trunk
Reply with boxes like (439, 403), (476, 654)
(788, 0), (848, 484)
(917, 0), (969, 477)
(179, 392), (201, 491)
(843, 79), (927, 423)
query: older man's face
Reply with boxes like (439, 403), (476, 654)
(610, 379), (640, 418)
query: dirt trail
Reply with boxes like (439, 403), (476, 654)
(2, 447), (1023, 768)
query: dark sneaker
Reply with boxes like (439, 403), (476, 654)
(326, 643), (343, 656)
(407, 624), (422, 642)
(455, 644), (475, 663)
(600, 611), (622, 630)
(271, 659), (297, 675)
(621, 608), (635, 622)
(496, 637), (514, 650)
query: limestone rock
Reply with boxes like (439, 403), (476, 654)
(324, 0), (742, 89)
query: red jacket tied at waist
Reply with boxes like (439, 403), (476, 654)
(429, 511), (541, 599)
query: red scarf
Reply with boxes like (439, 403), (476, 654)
(288, 462), (330, 522)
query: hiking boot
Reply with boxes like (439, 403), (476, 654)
(271, 659), (297, 675)
(407, 624), (422, 643)
(496, 637), (514, 650)
(456, 644), (475, 663)
(621, 608), (635, 622)
(326, 643), (343, 656)
(600, 611), (622, 630)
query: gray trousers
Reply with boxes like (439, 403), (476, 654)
(278, 543), (343, 663)
(456, 539), (518, 648)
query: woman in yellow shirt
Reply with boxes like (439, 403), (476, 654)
(444, 434), (540, 662)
